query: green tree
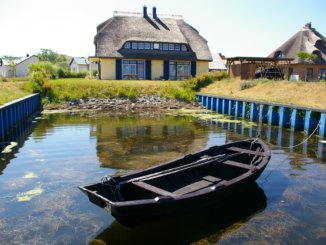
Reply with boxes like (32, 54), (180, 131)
(297, 51), (317, 63)
(37, 49), (58, 63)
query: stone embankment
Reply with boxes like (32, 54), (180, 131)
(44, 96), (201, 112)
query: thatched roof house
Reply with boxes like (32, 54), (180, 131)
(91, 6), (212, 80)
(268, 23), (326, 81)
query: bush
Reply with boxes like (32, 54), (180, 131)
(1, 77), (8, 82)
(240, 80), (258, 90)
(183, 74), (214, 91)
(29, 62), (56, 86)
(210, 71), (228, 81)
(56, 68), (87, 78)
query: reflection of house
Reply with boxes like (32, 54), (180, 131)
(91, 117), (208, 169)
(90, 6), (212, 80)
(268, 23), (326, 81)
(209, 53), (226, 72)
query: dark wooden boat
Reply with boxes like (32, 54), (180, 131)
(79, 138), (271, 224)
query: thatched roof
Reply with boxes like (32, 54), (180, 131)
(209, 53), (226, 70)
(94, 9), (212, 61)
(268, 23), (326, 64)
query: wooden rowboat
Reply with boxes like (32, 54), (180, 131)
(79, 138), (271, 225)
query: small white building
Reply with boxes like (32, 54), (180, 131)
(0, 60), (14, 77)
(0, 55), (38, 78)
(16, 55), (39, 77)
(69, 57), (90, 73)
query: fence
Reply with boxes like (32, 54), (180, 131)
(196, 94), (326, 138)
(0, 94), (40, 139)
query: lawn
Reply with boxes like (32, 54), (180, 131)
(0, 82), (30, 105)
(200, 79), (326, 109)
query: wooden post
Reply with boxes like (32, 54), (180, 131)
(319, 113), (326, 138)
(279, 107), (285, 128)
(304, 110), (311, 133)
(242, 101), (246, 119)
(290, 109), (297, 131)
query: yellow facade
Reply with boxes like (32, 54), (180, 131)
(151, 60), (164, 80)
(100, 58), (116, 80)
(196, 61), (209, 76)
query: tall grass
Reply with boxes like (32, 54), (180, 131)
(0, 82), (30, 105)
(24, 79), (198, 104)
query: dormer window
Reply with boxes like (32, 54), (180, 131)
(274, 51), (285, 58)
(124, 42), (131, 49)
(122, 41), (188, 52)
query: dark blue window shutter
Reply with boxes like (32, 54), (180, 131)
(145, 60), (151, 80)
(163, 60), (169, 80)
(116, 59), (122, 80)
(191, 61), (196, 77)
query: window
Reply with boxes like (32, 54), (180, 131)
(132, 42), (138, 49)
(144, 43), (151, 49)
(153, 43), (160, 49)
(169, 61), (190, 80)
(274, 51), (285, 58)
(174, 44), (180, 51)
(124, 42), (131, 49)
(319, 69), (326, 80)
(123, 41), (188, 52)
(162, 43), (169, 50)
(138, 42), (145, 49)
(306, 68), (313, 81)
(122, 60), (145, 80)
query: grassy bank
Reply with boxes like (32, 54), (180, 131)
(27, 79), (197, 104)
(0, 82), (30, 105)
(200, 79), (326, 109)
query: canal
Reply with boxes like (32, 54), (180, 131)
(0, 111), (325, 244)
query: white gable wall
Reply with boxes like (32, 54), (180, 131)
(16, 56), (39, 77)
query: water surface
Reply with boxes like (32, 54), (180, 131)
(0, 112), (325, 244)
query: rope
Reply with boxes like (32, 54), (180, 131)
(263, 118), (321, 150)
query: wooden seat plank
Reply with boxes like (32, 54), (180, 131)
(132, 181), (176, 197)
(227, 146), (266, 157)
(223, 160), (255, 170)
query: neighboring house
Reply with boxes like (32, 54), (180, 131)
(90, 6), (212, 80)
(209, 53), (227, 72)
(0, 55), (38, 78)
(0, 60), (14, 78)
(268, 23), (326, 81)
(16, 55), (39, 77)
(69, 57), (90, 73)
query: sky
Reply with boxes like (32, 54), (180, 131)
(0, 0), (325, 59)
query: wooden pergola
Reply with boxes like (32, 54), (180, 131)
(226, 56), (293, 80)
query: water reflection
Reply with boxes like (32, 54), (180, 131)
(92, 116), (209, 169)
(0, 112), (325, 244)
(92, 183), (266, 245)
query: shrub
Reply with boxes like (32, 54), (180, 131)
(240, 80), (258, 90)
(92, 69), (98, 77)
(29, 62), (56, 86)
(183, 74), (214, 91)
(1, 77), (8, 82)
(210, 71), (228, 81)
